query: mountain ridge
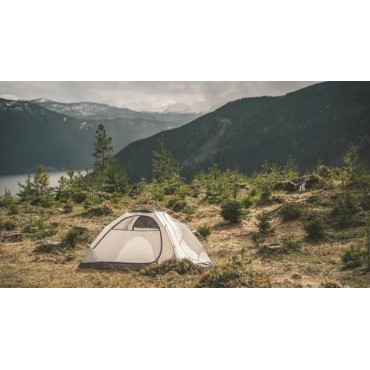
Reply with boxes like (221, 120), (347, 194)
(116, 81), (370, 182)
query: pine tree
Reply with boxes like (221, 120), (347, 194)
(152, 135), (180, 184)
(344, 144), (360, 182)
(103, 157), (129, 193)
(93, 124), (113, 172)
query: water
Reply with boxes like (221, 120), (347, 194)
(0, 171), (70, 195)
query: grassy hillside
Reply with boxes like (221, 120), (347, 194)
(1, 155), (370, 288)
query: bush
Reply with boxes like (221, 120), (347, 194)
(167, 198), (187, 212)
(250, 232), (263, 248)
(256, 211), (272, 233)
(22, 218), (57, 240)
(62, 227), (86, 248)
(72, 192), (88, 204)
(197, 224), (212, 238)
(331, 192), (361, 229)
(182, 204), (196, 217)
(258, 183), (272, 204)
(197, 253), (272, 288)
(220, 200), (244, 224)
(304, 216), (325, 241)
(0, 219), (17, 231)
(280, 204), (302, 221)
(280, 233), (302, 251)
(0, 189), (16, 209)
(141, 259), (204, 277)
(83, 205), (113, 217)
(242, 197), (254, 209)
(341, 243), (366, 269)
(63, 203), (73, 213)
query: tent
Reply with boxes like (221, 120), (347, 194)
(79, 210), (212, 269)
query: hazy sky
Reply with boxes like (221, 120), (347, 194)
(0, 81), (318, 113)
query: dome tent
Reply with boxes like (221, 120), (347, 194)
(79, 210), (212, 269)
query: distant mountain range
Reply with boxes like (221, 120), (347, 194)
(0, 99), (199, 175)
(116, 82), (370, 182)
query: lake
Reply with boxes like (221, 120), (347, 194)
(0, 171), (70, 195)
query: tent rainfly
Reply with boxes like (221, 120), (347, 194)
(79, 210), (212, 269)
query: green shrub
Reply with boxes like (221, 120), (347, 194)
(197, 224), (212, 238)
(258, 183), (272, 204)
(22, 218), (57, 240)
(183, 204), (196, 217)
(72, 192), (88, 204)
(0, 189), (16, 209)
(280, 204), (302, 221)
(304, 216), (325, 241)
(331, 192), (361, 229)
(0, 219), (17, 231)
(341, 243), (366, 269)
(242, 197), (254, 209)
(40, 197), (56, 208)
(83, 205), (112, 217)
(167, 198), (187, 212)
(141, 259), (204, 277)
(280, 233), (302, 251)
(220, 200), (244, 224)
(250, 232), (263, 248)
(256, 211), (272, 233)
(62, 227), (86, 248)
(197, 253), (272, 288)
(249, 189), (257, 197)
(63, 203), (73, 213)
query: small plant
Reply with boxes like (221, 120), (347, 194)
(22, 218), (57, 240)
(197, 224), (212, 238)
(280, 233), (302, 251)
(0, 219), (17, 231)
(62, 227), (86, 248)
(250, 232), (263, 248)
(182, 204), (196, 217)
(258, 183), (272, 204)
(220, 200), (244, 224)
(83, 205), (112, 217)
(63, 203), (73, 213)
(242, 197), (254, 209)
(256, 211), (272, 234)
(280, 204), (302, 221)
(72, 191), (88, 204)
(341, 244), (365, 269)
(197, 251), (272, 288)
(304, 215), (325, 241)
(141, 259), (204, 277)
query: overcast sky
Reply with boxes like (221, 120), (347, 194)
(0, 81), (319, 113)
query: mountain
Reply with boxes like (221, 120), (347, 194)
(0, 99), (199, 175)
(116, 82), (370, 182)
(30, 99), (200, 123)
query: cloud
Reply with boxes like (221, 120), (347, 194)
(0, 81), (318, 113)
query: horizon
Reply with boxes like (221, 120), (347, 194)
(0, 81), (319, 114)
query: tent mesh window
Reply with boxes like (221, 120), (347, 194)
(133, 216), (160, 231)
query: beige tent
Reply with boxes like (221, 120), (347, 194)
(79, 210), (212, 269)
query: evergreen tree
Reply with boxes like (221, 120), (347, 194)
(103, 157), (129, 193)
(93, 124), (113, 172)
(152, 135), (181, 183)
(344, 144), (361, 182)
(17, 166), (51, 201)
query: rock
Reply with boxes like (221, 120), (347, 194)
(291, 273), (302, 280)
(3, 233), (25, 242)
(34, 240), (64, 253)
(274, 181), (299, 192)
(318, 165), (331, 177)
(299, 174), (320, 191)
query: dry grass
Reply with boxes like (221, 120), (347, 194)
(1, 189), (370, 288)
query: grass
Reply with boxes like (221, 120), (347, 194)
(1, 187), (370, 287)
